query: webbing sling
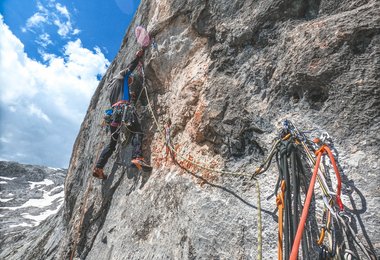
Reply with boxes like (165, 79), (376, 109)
(276, 180), (286, 260)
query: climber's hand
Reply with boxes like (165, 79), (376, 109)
(136, 49), (144, 58)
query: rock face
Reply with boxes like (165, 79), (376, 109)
(0, 161), (65, 254)
(2, 0), (380, 259)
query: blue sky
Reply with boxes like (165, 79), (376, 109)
(0, 0), (140, 168)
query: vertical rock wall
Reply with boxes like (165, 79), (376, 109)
(2, 0), (379, 259)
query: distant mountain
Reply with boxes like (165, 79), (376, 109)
(0, 161), (66, 239)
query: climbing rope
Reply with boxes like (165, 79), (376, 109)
(284, 121), (336, 206)
(256, 179), (263, 260)
(275, 139), (311, 260)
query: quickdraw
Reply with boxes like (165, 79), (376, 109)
(253, 119), (376, 260)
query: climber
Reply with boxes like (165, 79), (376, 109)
(93, 49), (150, 179)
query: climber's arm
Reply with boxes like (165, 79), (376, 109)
(121, 49), (144, 77)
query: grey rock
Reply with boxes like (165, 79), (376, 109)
(2, 0), (379, 259)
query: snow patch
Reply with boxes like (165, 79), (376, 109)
(9, 222), (34, 228)
(49, 185), (64, 195)
(0, 197), (14, 202)
(1, 189), (64, 210)
(0, 181), (7, 184)
(29, 179), (54, 189)
(0, 176), (17, 180)
(21, 205), (62, 226)
(48, 167), (62, 171)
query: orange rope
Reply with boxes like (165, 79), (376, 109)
(276, 180), (286, 260)
(317, 227), (326, 245)
(322, 145), (344, 211)
(290, 143), (345, 259)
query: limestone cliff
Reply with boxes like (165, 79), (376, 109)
(2, 0), (379, 259)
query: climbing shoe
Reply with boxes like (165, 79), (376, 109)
(93, 168), (107, 180)
(131, 157), (152, 171)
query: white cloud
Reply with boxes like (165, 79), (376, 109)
(40, 51), (57, 62)
(55, 3), (70, 18)
(53, 19), (72, 37)
(36, 33), (52, 47)
(24, 1), (80, 40)
(9, 105), (16, 112)
(26, 13), (48, 29)
(1, 17), (109, 121)
(72, 28), (81, 35)
(0, 20), (39, 102)
(0, 136), (11, 144)
(37, 1), (48, 12)
(28, 104), (52, 123)
(0, 15), (110, 167)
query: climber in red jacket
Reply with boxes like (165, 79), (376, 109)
(93, 49), (150, 179)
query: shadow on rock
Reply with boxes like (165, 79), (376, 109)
(173, 159), (277, 221)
